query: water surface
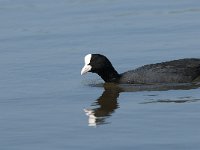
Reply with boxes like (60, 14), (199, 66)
(0, 0), (200, 150)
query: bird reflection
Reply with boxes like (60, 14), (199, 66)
(84, 86), (120, 126)
(84, 82), (200, 127)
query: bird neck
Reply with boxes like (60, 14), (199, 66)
(97, 68), (120, 83)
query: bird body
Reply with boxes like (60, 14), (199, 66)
(81, 54), (200, 84)
(120, 58), (200, 83)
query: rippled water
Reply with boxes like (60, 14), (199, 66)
(0, 0), (200, 150)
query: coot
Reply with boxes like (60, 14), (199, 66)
(81, 54), (200, 84)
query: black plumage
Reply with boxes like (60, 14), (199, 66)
(81, 54), (200, 84)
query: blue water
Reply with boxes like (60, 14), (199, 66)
(0, 0), (200, 149)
